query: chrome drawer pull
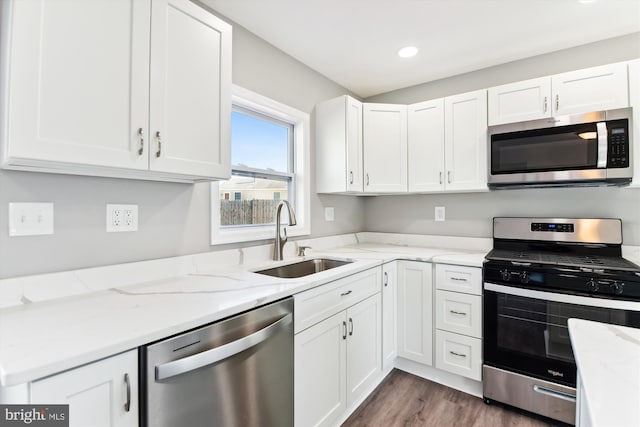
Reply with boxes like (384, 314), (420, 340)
(349, 171), (354, 184)
(340, 290), (352, 296)
(342, 321), (347, 339)
(383, 272), (388, 286)
(124, 373), (131, 412)
(348, 318), (353, 336)
(451, 277), (467, 282)
(137, 128), (144, 155)
(449, 310), (467, 316)
(449, 351), (467, 358)
(533, 385), (576, 403)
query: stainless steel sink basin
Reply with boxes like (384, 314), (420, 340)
(255, 258), (352, 279)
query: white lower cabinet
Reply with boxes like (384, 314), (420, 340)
(396, 261), (433, 365)
(294, 268), (382, 427)
(434, 329), (482, 381)
(381, 261), (398, 371)
(434, 263), (482, 381)
(30, 350), (138, 427)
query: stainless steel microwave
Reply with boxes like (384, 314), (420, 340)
(488, 108), (632, 188)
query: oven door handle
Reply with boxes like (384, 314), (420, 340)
(155, 313), (292, 381)
(533, 385), (576, 403)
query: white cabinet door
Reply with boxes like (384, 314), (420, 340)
(363, 103), (408, 193)
(628, 59), (640, 188)
(487, 77), (551, 125)
(346, 294), (381, 406)
(381, 262), (398, 371)
(315, 95), (363, 193)
(30, 350), (138, 427)
(3, 0), (151, 170)
(408, 99), (445, 192)
(444, 90), (488, 192)
(149, 0), (231, 179)
(295, 311), (347, 427)
(552, 62), (628, 116)
(397, 261), (433, 365)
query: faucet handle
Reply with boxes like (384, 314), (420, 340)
(297, 245), (312, 257)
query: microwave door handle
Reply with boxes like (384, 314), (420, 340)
(596, 121), (608, 168)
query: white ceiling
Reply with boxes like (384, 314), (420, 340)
(202, 0), (640, 98)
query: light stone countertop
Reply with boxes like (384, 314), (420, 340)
(568, 319), (640, 427)
(0, 236), (487, 387)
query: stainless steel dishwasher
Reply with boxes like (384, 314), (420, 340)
(141, 298), (293, 427)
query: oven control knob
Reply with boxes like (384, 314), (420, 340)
(519, 272), (530, 284)
(586, 279), (599, 292)
(500, 270), (510, 281)
(612, 281), (624, 295)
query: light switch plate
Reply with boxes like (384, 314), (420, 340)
(325, 207), (335, 222)
(435, 206), (446, 222)
(9, 202), (54, 236)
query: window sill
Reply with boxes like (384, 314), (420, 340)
(210, 223), (311, 246)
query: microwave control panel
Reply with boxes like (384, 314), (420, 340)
(607, 120), (629, 168)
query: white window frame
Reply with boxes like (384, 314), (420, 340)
(210, 85), (311, 245)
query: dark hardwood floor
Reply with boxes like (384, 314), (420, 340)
(342, 369), (558, 427)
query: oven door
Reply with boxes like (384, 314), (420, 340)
(484, 283), (640, 387)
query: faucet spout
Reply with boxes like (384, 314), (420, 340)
(274, 200), (297, 261)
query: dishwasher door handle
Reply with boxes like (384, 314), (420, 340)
(155, 313), (292, 381)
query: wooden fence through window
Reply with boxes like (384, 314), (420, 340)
(220, 199), (279, 225)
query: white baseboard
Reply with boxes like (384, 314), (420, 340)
(394, 357), (483, 398)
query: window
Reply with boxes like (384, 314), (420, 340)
(211, 85), (310, 244)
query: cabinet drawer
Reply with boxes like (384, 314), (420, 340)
(435, 264), (481, 295)
(294, 267), (381, 333)
(435, 330), (482, 381)
(435, 290), (482, 338)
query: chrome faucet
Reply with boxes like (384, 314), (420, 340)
(273, 200), (297, 261)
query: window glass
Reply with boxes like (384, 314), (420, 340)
(219, 176), (290, 226)
(231, 110), (290, 172)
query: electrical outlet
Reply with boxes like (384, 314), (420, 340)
(325, 207), (335, 222)
(107, 204), (138, 232)
(435, 206), (446, 222)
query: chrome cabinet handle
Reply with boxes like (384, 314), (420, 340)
(349, 171), (354, 184)
(340, 290), (352, 297)
(155, 131), (162, 158)
(439, 171), (443, 185)
(555, 94), (559, 111)
(449, 310), (467, 316)
(137, 128), (144, 155)
(366, 173), (370, 186)
(449, 351), (466, 358)
(384, 271), (388, 287)
(447, 171), (452, 184)
(543, 96), (548, 113)
(451, 277), (467, 282)
(155, 313), (292, 380)
(124, 373), (131, 412)
(348, 318), (353, 336)
(342, 321), (347, 339)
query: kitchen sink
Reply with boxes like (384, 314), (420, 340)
(255, 258), (352, 279)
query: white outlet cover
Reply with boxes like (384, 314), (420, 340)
(325, 207), (335, 222)
(9, 202), (54, 236)
(107, 204), (138, 232)
(435, 206), (446, 222)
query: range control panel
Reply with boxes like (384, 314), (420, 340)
(531, 222), (575, 233)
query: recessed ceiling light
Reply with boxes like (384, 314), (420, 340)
(397, 46), (418, 58)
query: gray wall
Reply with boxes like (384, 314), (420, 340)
(364, 33), (640, 245)
(0, 20), (365, 279)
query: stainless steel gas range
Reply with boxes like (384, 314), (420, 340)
(482, 217), (640, 425)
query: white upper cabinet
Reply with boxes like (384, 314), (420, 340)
(316, 95), (363, 193)
(444, 90), (488, 192)
(628, 59), (640, 188)
(0, 0), (231, 182)
(487, 77), (551, 125)
(363, 103), (408, 193)
(149, 0), (231, 178)
(407, 99), (445, 192)
(552, 62), (628, 116)
(488, 62), (629, 125)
